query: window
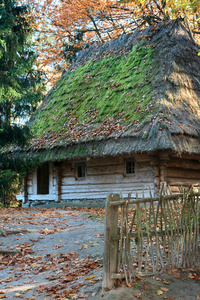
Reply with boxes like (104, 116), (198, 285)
(37, 162), (49, 194)
(76, 163), (86, 179)
(126, 159), (135, 175)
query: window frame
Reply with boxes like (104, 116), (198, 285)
(75, 162), (86, 180)
(124, 158), (136, 176)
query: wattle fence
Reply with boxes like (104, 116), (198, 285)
(102, 186), (200, 290)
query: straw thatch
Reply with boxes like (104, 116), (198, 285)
(16, 19), (200, 162)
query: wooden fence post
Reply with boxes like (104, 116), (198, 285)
(22, 175), (28, 205)
(102, 193), (120, 290)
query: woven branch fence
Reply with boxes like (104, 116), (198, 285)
(102, 186), (200, 290)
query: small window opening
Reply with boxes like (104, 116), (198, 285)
(126, 159), (135, 174)
(76, 163), (86, 178)
(37, 162), (49, 194)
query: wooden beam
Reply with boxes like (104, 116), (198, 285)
(171, 153), (200, 160)
(57, 165), (62, 203)
(166, 168), (200, 179)
(167, 178), (200, 186)
(168, 158), (200, 170)
(159, 151), (171, 161)
(149, 155), (159, 166)
(134, 153), (149, 162)
(102, 194), (120, 290)
(32, 170), (37, 195)
(22, 174), (28, 204)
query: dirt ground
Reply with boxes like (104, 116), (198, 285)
(0, 204), (200, 300)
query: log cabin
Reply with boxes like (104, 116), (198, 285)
(14, 19), (200, 206)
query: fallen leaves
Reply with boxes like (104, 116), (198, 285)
(0, 206), (105, 299)
(156, 289), (163, 295)
(15, 293), (22, 298)
(80, 244), (88, 249)
(143, 284), (150, 290)
(85, 276), (96, 280)
(162, 279), (170, 285)
(160, 287), (169, 292)
(173, 273), (181, 279)
(1, 205), (200, 300)
(133, 292), (142, 299)
(188, 272), (200, 282)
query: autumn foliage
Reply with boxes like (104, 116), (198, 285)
(18, 0), (199, 84)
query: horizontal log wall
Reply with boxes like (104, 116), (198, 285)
(60, 157), (156, 200)
(18, 153), (200, 203)
(166, 157), (200, 193)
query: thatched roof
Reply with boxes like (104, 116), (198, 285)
(16, 19), (200, 161)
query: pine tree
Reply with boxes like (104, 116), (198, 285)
(0, 0), (45, 146)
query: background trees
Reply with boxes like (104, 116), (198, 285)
(0, 0), (45, 146)
(23, 0), (200, 85)
(0, 0), (44, 206)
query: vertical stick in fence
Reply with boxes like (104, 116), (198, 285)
(123, 196), (131, 284)
(118, 203), (124, 272)
(166, 199), (175, 268)
(195, 194), (200, 267)
(144, 201), (150, 273)
(153, 198), (164, 270)
(180, 190), (187, 268)
(102, 193), (120, 290)
(148, 198), (155, 274)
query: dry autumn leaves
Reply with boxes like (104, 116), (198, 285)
(0, 205), (200, 299)
(0, 206), (104, 299)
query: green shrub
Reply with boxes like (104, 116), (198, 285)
(0, 170), (21, 207)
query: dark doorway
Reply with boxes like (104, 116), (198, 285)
(37, 163), (49, 194)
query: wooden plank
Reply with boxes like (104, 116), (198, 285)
(171, 153), (200, 160)
(60, 190), (152, 200)
(166, 168), (200, 179)
(61, 183), (154, 193)
(62, 171), (154, 185)
(102, 194), (120, 290)
(28, 194), (57, 201)
(17, 194), (57, 201)
(168, 158), (200, 170)
(135, 153), (149, 162)
(32, 170), (37, 195)
(110, 193), (182, 206)
(57, 165), (62, 202)
(87, 154), (150, 166)
(167, 178), (200, 186)
(87, 157), (124, 167)
(61, 161), (152, 177)
(22, 175), (28, 204)
(61, 182), (154, 191)
(87, 165), (123, 175)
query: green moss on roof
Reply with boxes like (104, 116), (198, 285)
(28, 20), (200, 157)
(31, 44), (156, 147)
